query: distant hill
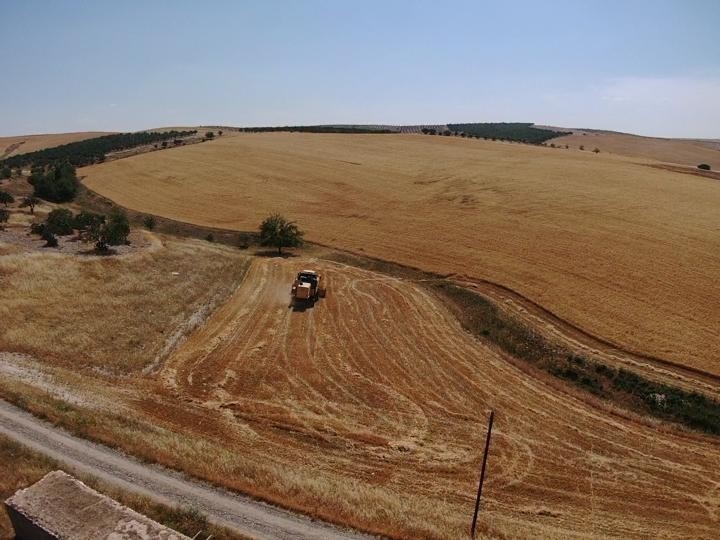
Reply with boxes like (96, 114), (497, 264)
(544, 127), (720, 170)
(4, 124), (718, 171)
(0, 132), (115, 160)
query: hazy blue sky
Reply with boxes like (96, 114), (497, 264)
(1, 0), (719, 137)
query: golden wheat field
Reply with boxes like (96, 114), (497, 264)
(82, 133), (720, 376)
(0, 132), (114, 159)
(549, 130), (720, 169)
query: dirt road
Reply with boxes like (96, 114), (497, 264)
(0, 399), (373, 540)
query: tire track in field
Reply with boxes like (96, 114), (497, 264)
(155, 257), (720, 538)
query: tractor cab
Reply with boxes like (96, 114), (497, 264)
(297, 270), (318, 286)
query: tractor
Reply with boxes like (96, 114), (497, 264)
(291, 270), (326, 305)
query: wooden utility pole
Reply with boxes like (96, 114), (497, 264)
(470, 410), (494, 539)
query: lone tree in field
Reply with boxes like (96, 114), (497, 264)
(0, 190), (14, 207)
(697, 163), (711, 171)
(20, 196), (39, 214)
(0, 208), (9, 228)
(259, 213), (304, 255)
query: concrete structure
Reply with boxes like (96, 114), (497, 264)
(4, 470), (189, 539)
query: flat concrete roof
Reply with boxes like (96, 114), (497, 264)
(5, 470), (189, 539)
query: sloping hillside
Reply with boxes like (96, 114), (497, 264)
(0, 132), (115, 160)
(547, 129), (720, 169)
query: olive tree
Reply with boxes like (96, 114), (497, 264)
(259, 213), (304, 255)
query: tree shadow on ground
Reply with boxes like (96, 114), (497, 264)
(253, 249), (299, 258)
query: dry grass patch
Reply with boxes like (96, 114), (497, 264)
(82, 132), (720, 375)
(0, 235), (250, 373)
(0, 435), (56, 538)
(0, 434), (242, 539)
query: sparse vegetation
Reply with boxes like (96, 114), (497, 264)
(143, 215), (157, 230)
(259, 213), (304, 254)
(0, 166), (11, 179)
(26, 207), (129, 252)
(20, 196), (40, 214)
(0, 208), (9, 227)
(697, 163), (711, 170)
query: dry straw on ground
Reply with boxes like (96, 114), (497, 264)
(0, 234), (250, 373)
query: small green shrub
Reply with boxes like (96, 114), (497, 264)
(0, 191), (14, 206)
(41, 228), (58, 247)
(46, 208), (75, 236)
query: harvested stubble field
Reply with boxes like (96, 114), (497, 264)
(74, 258), (720, 537)
(1, 244), (719, 537)
(548, 130), (720, 170)
(82, 132), (720, 376)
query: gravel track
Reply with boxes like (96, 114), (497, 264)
(0, 399), (373, 540)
